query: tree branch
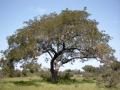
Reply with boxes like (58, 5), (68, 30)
(61, 56), (97, 64)
(47, 51), (53, 59)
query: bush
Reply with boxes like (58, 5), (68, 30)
(59, 70), (73, 80)
(96, 69), (120, 88)
(39, 69), (74, 83)
(40, 70), (51, 82)
(13, 70), (22, 77)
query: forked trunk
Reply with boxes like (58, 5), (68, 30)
(50, 50), (64, 83)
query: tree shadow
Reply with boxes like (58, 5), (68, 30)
(60, 79), (95, 85)
(10, 79), (42, 86)
(0, 77), (95, 86)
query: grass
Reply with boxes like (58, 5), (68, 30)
(0, 76), (119, 90)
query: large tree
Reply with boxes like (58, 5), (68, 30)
(3, 9), (114, 82)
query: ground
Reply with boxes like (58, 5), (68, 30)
(0, 76), (119, 90)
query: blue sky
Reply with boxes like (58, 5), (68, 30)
(0, 0), (120, 70)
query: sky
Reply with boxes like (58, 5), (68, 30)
(0, 0), (120, 70)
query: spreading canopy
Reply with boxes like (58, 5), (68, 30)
(4, 9), (115, 75)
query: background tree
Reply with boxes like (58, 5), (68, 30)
(22, 60), (41, 76)
(110, 60), (120, 71)
(96, 61), (120, 88)
(93, 57), (120, 88)
(82, 65), (97, 79)
(0, 57), (13, 77)
(83, 65), (96, 73)
(3, 9), (115, 82)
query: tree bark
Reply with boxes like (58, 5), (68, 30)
(7, 59), (14, 77)
(50, 68), (58, 83)
(50, 50), (64, 83)
(50, 58), (58, 83)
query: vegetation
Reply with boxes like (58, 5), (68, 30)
(82, 61), (120, 88)
(22, 60), (41, 76)
(0, 76), (119, 90)
(0, 8), (120, 89)
(0, 8), (115, 82)
(96, 61), (120, 88)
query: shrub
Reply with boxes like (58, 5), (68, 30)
(96, 68), (120, 88)
(40, 70), (51, 82)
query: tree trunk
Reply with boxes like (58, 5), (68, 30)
(50, 59), (58, 83)
(50, 50), (64, 83)
(7, 59), (14, 77)
(50, 68), (58, 83)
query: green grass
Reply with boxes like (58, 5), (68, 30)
(0, 76), (119, 90)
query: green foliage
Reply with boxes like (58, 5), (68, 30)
(59, 70), (73, 80)
(96, 61), (120, 88)
(82, 61), (120, 88)
(22, 60), (41, 76)
(39, 69), (74, 83)
(83, 65), (96, 73)
(40, 70), (51, 82)
(1, 9), (115, 83)
(82, 65), (97, 80)
(96, 70), (120, 88)
(110, 61), (120, 71)
(0, 58), (15, 77)
(12, 70), (22, 77)
(0, 76), (119, 90)
(4, 9), (113, 65)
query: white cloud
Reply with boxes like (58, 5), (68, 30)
(35, 8), (47, 14)
(30, 7), (48, 15)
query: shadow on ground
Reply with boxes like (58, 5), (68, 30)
(0, 78), (95, 86)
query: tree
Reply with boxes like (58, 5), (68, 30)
(82, 65), (97, 79)
(3, 9), (114, 82)
(22, 60), (41, 76)
(83, 65), (96, 73)
(0, 57), (14, 77)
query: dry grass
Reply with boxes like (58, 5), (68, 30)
(0, 76), (119, 90)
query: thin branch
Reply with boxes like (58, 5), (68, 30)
(65, 47), (81, 52)
(61, 56), (97, 64)
(47, 51), (53, 59)
(50, 47), (57, 54)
